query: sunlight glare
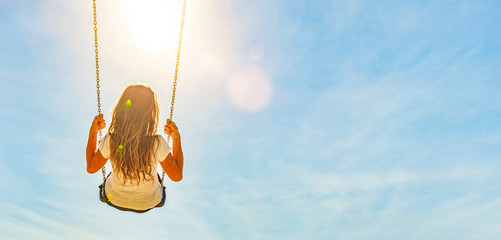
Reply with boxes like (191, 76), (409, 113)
(123, 0), (180, 52)
(200, 54), (216, 69)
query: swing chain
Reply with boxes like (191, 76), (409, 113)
(162, 0), (187, 185)
(93, 0), (106, 184)
(169, 0), (187, 126)
(93, 0), (101, 117)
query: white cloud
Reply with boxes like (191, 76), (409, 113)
(0, 203), (105, 239)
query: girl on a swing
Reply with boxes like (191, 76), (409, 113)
(85, 84), (184, 213)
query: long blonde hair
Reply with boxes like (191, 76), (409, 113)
(108, 84), (160, 184)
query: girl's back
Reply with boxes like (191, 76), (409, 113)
(86, 84), (184, 212)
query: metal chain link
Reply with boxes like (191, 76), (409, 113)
(93, 0), (106, 184)
(162, 0), (187, 185)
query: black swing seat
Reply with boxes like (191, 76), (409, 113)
(98, 174), (166, 213)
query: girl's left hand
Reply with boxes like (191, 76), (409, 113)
(164, 119), (180, 140)
(90, 114), (106, 133)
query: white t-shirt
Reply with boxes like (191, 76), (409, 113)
(98, 134), (171, 210)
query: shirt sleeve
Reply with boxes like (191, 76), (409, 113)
(156, 135), (172, 163)
(98, 134), (111, 159)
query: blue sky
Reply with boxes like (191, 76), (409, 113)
(1, 0), (501, 239)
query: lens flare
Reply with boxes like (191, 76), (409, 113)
(249, 45), (264, 61)
(117, 144), (124, 154)
(228, 67), (273, 112)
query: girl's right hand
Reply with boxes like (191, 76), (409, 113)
(90, 114), (106, 133)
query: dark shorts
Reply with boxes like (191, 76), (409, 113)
(99, 173), (166, 213)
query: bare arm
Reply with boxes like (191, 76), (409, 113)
(160, 119), (184, 182)
(85, 114), (108, 173)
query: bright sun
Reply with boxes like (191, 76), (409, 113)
(122, 0), (182, 52)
